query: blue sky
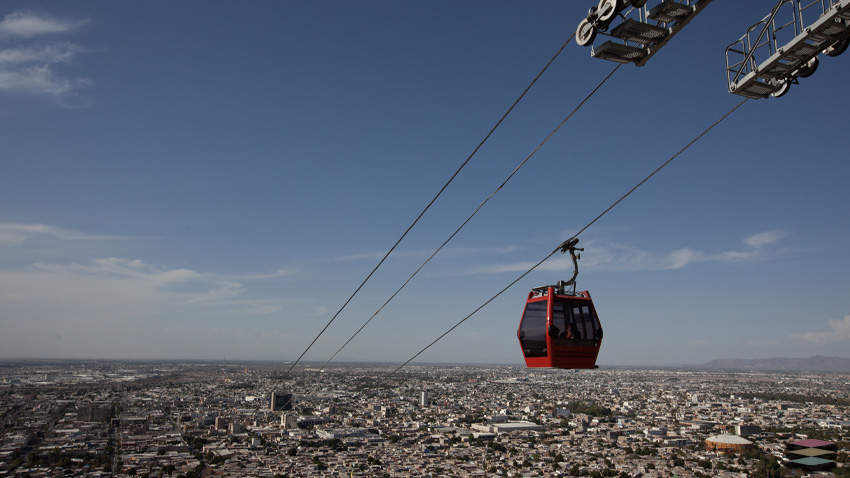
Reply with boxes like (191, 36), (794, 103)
(1, 1), (848, 367)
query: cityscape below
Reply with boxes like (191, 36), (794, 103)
(1, 360), (848, 477)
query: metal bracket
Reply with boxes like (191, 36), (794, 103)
(557, 238), (584, 291)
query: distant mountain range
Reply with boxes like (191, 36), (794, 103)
(695, 355), (850, 373)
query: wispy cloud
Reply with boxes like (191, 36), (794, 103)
(469, 230), (789, 274)
(235, 268), (301, 280)
(0, 63), (90, 98)
(0, 42), (85, 64)
(1, 257), (281, 316)
(310, 305), (330, 317)
(33, 258), (200, 288)
(744, 230), (786, 248)
(792, 315), (850, 343)
(1, 222), (295, 318)
(0, 220), (297, 318)
(0, 11), (91, 103)
(0, 11), (89, 38)
(0, 222), (124, 247)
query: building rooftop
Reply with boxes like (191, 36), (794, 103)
(705, 434), (753, 445)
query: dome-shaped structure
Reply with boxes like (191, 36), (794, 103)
(705, 434), (755, 453)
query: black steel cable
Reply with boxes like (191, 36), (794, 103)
(389, 97), (749, 376)
(562, 97), (749, 245)
(320, 63), (621, 370)
(278, 35), (576, 381)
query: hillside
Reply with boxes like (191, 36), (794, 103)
(696, 355), (850, 373)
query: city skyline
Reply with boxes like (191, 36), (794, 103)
(1, 361), (847, 477)
(1, 1), (849, 367)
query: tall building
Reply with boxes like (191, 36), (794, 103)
(281, 414), (297, 429)
(735, 424), (761, 436)
(78, 403), (111, 422)
(420, 390), (429, 408)
(270, 391), (293, 411)
(215, 416), (228, 431)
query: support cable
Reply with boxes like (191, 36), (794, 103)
(278, 35), (575, 381)
(389, 97), (749, 376)
(320, 63), (622, 370)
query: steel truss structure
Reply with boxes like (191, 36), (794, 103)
(726, 0), (850, 98)
(576, 0), (713, 67)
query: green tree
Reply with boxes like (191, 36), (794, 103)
(752, 454), (784, 478)
(834, 467), (850, 478)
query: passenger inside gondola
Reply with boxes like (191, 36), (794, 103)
(552, 299), (599, 345)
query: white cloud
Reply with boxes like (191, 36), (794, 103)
(0, 11), (89, 38)
(0, 11), (91, 103)
(792, 315), (850, 343)
(0, 222), (124, 247)
(0, 42), (85, 65)
(744, 229), (786, 248)
(0, 52), (91, 99)
(0, 257), (283, 320)
(184, 280), (245, 304)
(236, 268), (301, 280)
(468, 230), (789, 274)
(0, 223), (295, 319)
(33, 257), (199, 287)
(310, 305), (330, 317)
(666, 248), (704, 269)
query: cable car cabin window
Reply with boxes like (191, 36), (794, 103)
(553, 299), (599, 345)
(519, 300), (547, 357)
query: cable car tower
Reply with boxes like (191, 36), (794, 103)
(726, 0), (850, 98)
(575, 0), (713, 66)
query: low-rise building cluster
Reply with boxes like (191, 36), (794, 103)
(1, 361), (848, 477)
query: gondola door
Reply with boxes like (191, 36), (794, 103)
(549, 291), (602, 369)
(517, 287), (553, 367)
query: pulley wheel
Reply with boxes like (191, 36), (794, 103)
(576, 18), (597, 47)
(597, 0), (622, 24)
(825, 38), (849, 57)
(797, 56), (818, 78)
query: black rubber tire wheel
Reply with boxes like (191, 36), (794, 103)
(825, 38), (849, 57)
(797, 56), (818, 78)
(576, 18), (597, 47)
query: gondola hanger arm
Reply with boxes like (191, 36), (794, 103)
(557, 237), (584, 287)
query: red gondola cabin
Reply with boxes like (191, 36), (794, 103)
(517, 284), (603, 369)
